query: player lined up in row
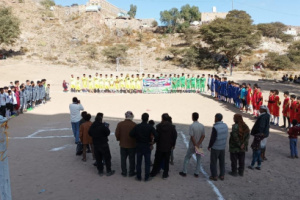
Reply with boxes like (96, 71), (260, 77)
(0, 80), (50, 118)
(63, 73), (209, 93)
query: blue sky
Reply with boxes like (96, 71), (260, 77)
(54, 0), (300, 26)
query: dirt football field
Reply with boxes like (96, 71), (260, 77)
(1, 62), (300, 200)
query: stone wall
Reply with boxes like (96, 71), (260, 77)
(201, 12), (228, 23)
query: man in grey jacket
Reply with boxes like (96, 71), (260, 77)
(208, 113), (228, 181)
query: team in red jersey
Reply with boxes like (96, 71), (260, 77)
(273, 90), (281, 126)
(281, 91), (291, 128)
(290, 95), (297, 124)
(296, 97), (300, 123)
(252, 84), (258, 116)
(266, 90), (275, 123)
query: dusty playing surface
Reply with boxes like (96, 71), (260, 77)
(2, 62), (300, 200)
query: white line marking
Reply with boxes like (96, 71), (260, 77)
(9, 130), (115, 140)
(50, 144), (73, 151)
(9, 135), (73, 139)
(180, 131), (225, 200)
(27, 128), (72, 138)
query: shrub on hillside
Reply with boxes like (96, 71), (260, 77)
(102, 44), (129, 63)
(87, 45), (98, 60)
(0, 7), (20, 45)
(40, 0), (55, 9)
(152, 20), (158, 27)
(265, 52), (293, 70)
(288, 41), (300, 64)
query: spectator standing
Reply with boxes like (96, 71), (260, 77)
(89, 113), (115, 176)
(208, 113), (229, 181)
(130, 113), (157, 181)
(179, 112), (205, 177)
(69, 97), (84, 144)
(150, 113), (177, 180)
(115, 111), (137, 177)
(248, 105), (270, 170)
(229, 114), (250, 177)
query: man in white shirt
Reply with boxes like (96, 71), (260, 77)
(179, 112), (205, 178)
(69, 97), (84, 144)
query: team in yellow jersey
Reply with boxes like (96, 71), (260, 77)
(69, 73), (144, 93)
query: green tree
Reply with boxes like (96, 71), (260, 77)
(102, 44), (129, 63)
(257, 22), (286, 38)
(200, 10), (261, 74)
(0, 7), (20, 46)
(265, 52), (293, 70)
(182, 45), (218, 69)
(288, 41), (300, 64)
(40, 0), (55, 9)
(180, 27), (197, 44)
(180, 4), (201, 23)
(160, 8), (180, 33)
(128, 4), (137, 18)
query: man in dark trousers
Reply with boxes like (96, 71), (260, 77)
(115, 111), (137, 177)
(208, 113), (229, 181)
(150, 113), (177, 180)
(248, 105), (270, 170)
(89, 113), (115, 177)
(130, 113), (157, 182)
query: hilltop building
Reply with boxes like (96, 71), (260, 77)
(201, 7), (228, 23)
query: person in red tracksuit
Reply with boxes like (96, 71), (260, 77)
(296, 97), (300, 123)
(255, 87), (263, 117)
(290, 95), (297, 125)
(265, 90), (275, 124)
(281, 91), (291, 129)
(252, 84), (258, 117)
(272, 90), (281, 126)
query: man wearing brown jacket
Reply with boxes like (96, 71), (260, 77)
(115, 111), (137, 177)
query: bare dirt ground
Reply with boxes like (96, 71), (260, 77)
(2, 61), (300, 200)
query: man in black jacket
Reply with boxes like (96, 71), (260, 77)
(150, 113), (177, 180)
(249, 105), (270, 170)
(89, 113), (115, 176)
(130, 113), (157, 181)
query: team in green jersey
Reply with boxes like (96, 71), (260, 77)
(170, 73), (207, 93)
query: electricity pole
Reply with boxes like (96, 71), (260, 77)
(232, 0), (234, 10)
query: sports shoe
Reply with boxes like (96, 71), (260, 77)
(179, 172), (187, 177)
(228, 171), (238, 177)
(255, 167), (261, 170)
(106, 170), (115, 176)
(98, 171), (104, 177)
(162, 174), (169, 180)
(135, 177), (142, 181)
(129, 172), (136, 177)
(194, 174), (199, 178)
(248, 166), (254, 170)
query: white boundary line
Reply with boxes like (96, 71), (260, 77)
(9, 128), (73, 140)
(180, 131), (225, 200)
(50, 144), (73, 152)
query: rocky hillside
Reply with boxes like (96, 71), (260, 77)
(0, 0), (294, 71)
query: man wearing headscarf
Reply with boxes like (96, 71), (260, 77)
(229, 114), (250, 177)
(115, 111), (137, 177)
(249, 105), (270, 170)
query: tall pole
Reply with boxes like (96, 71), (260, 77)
(232, 0), (234, 10)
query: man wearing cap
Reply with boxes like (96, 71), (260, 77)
(115, 111), (137, 177)
(249, 105), (270, 170)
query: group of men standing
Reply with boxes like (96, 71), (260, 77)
(69, 97), (271, 181)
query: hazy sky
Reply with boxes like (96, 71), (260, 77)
(54, 0), (300, 26)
